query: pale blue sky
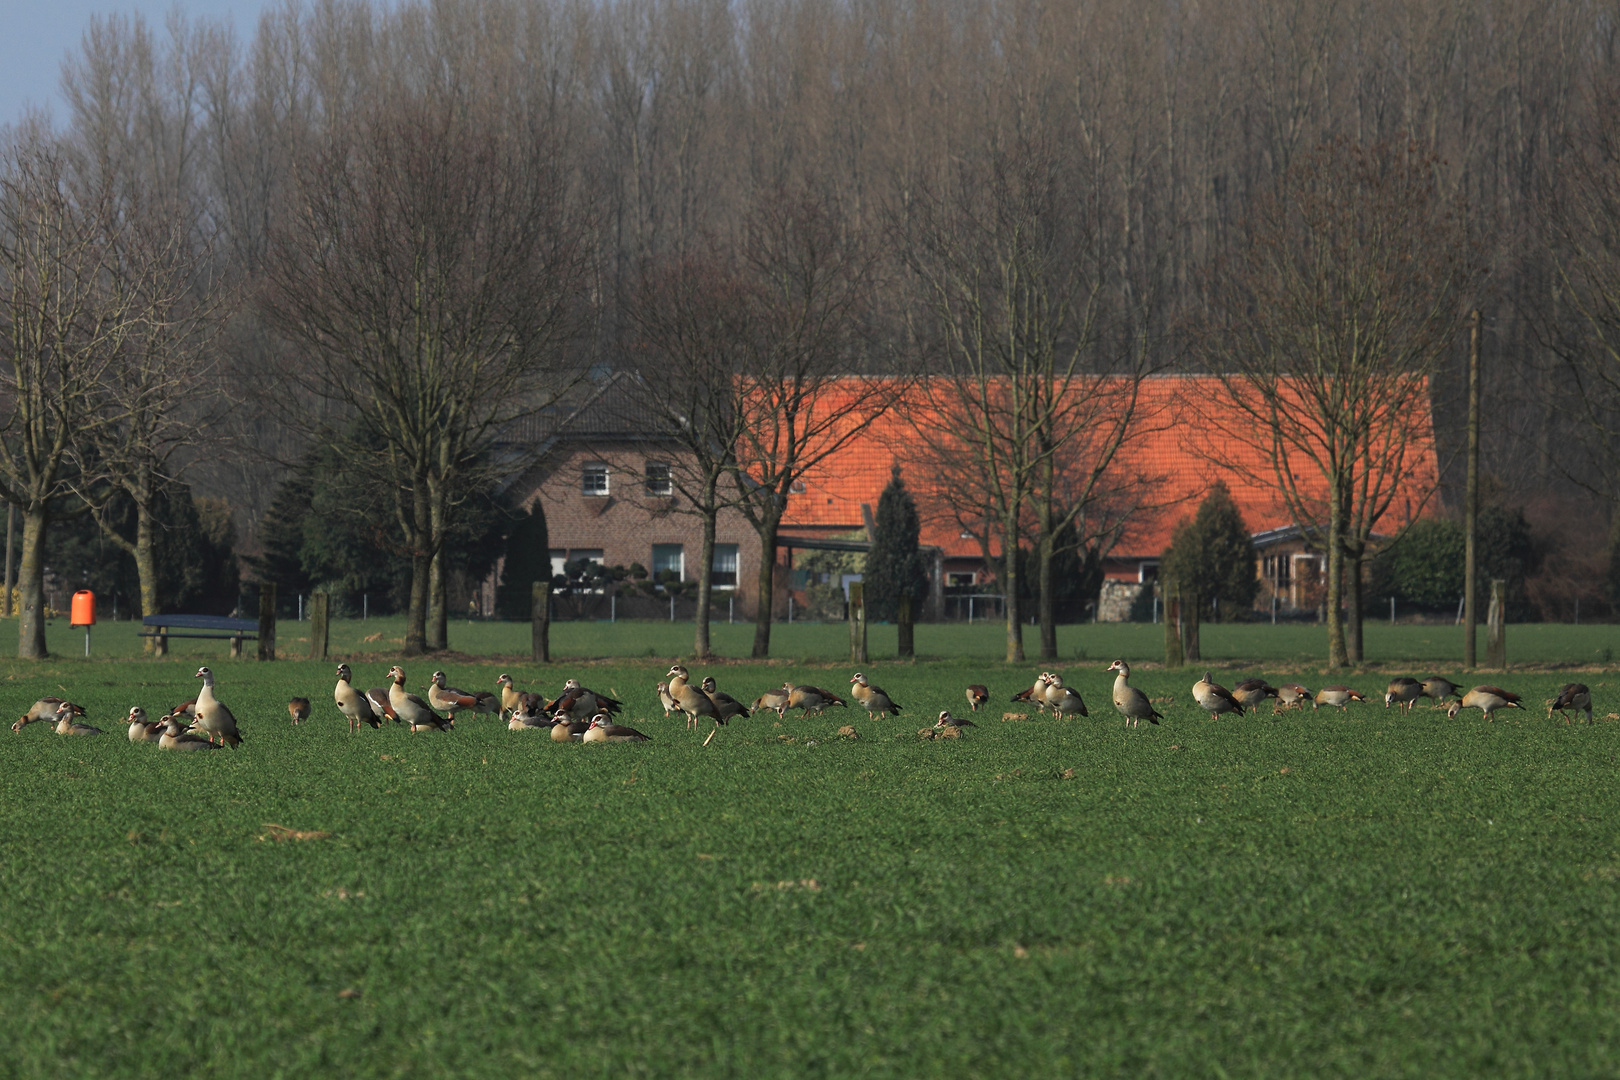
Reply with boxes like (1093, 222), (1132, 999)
(1, 0), (277, 128)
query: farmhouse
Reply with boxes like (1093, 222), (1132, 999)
(500, 373), (1440, 621)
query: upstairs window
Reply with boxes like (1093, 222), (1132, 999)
(582, 464), (609, 496)
(645, 462), (673, 496)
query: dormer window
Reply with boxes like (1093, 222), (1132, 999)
(645, 462), (673, 496)
(582, 464), (609, 496)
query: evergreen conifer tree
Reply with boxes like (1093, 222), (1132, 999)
(1161, 481), (1258, 622)
(864, 469), (928, 622)
(496, 501), (551, 619)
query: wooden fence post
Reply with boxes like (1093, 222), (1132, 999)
(1486, 578), (1507, 669)
(849, 581), (868, 663)
(1163, 578), (1183, 668)
(1182, 588), (1202, 663)
(897, 593), (914, 658)
(258, 583), (277, 661)
(532, 581), (550, 663)
(309, 592), (330, 660)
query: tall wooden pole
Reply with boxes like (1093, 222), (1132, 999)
(1464, 310), (1481, 669)
(2, 504), (13, 618)
(531, 581), (550, 663)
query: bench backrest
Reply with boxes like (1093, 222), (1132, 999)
(141, 614), (260, 633)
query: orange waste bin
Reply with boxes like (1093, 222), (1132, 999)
(71, 590), (96, 627)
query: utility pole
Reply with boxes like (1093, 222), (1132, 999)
(1464, 309), (1481, 669)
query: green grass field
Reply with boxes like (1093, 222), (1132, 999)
(3, 640), (1620, 1075)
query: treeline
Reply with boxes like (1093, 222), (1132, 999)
(5, 0), (1620, 660)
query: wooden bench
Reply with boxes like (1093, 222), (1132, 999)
(140, 615), (260, 658)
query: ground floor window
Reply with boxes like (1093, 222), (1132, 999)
(711, 544), (739, 588)
(652, 543), (684, 581)
(947, 572), (976, 587)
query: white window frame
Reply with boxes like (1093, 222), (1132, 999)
(645, 462), (673, 497)
(711, 543), (739, 589)
(651, 543), (685, 581)
(582, 464), (610, 496)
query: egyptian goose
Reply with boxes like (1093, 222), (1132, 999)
(1106, 660), (1162, 727)
(127, 707), (163, 743)
(1420, 677), (1461, 709)
(167, 700), (197, 722)
(494, 674), (545, 721)
(582, 713), (650, 743)
(788, 683), (847, 716)
(1549, 683), (1594, 725)
(548, 679), (623, 721)
(550, 716), (589, 742)
(1192, 672), (1244, 717)
(14, 697), (84, 731)
(388, 666), (452, 732)
(429, 671), (482, 719)
(193, 667), (243, 748)
(1045, 674), (1088, 718)
(509, 704), (551, 730)
(1232, 679), (1278, 712)
(1011, 674), (1051, 713)
(1274, 684), (1313, 713)
(656, 681), (679, 717)
(964, 685), (989, 712)
(1384, 678), (1422, 711)
(1446, 685), (1523, 721)
(158, 715), (217, 751)
(664, 666), (719, 730)
(52, 702), (102, 735)
(935, 709), (976, 729)
(335, 665), (383, 732)
(365, 687), (399, 724)
(701, 677), (750, 723)
(752, 686), (791, 719)
(1314, 686), (1367, 711)
(287, 697), (311, 725)
(850, 672), (902, 719)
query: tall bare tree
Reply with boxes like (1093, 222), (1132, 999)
(1199, 138), (1474, 667)
(260, 89), (589, 654)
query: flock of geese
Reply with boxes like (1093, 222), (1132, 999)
(8, 660), (1600, 750)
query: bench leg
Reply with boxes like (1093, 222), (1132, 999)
(156, 630), (167, 658)
(230, 635), (242, 660)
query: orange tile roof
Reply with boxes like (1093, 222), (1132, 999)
(777, 375), (1440, 561)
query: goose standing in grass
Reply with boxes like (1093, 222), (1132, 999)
(1385, 678), (1423, 712)
(701, 677), (750, 723)
(428, 671), (484, 720)
(666, 666), (719, 731)
(1193, 672), (1244, 718)
(193, 667), (242, 748)
(964, 685), (989, 712)
(53, 702), (102, 736)
(1314, 686), (1367, 711)
(1045, 674), (1088, 719)
(751, 686), (791, 720)
(1420, 677), (1461, 709)
(497, 674), (545, 721)
(788, 683), (847, 717)
(1011, 674), (1051, 713)
(656, 681), (679, 718)
(14, 697), (83, 732)
(287, 697), (311, 725)
(388, 666), (452, 732)
(1106, 660), (1162, 727)
(582, 713), (650, 743)
(850, 673), (902, 719)
(158, 715), (217, 752)
(335, 665), (383, 733)
(127, 707), (162, 743)
(365, 687), (399, 725)
(1275, 684), (1313, 713)
(1232, 679), (1278, 713)
(1447, 686), (1523, 721)
(1549, 683), (1594, 725)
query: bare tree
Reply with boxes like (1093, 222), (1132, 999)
(727, 192), (890, 659)
(625, 247), (757, 659)
(260, 89), (589, 655)
(0, 130), (143, 657)
(1199, 137), (1473, 667)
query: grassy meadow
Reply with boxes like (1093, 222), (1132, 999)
(2, 624), (1620, 1075)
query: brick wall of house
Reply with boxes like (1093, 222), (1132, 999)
(506, 440), (765, 616)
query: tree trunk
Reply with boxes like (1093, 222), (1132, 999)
(1325, 488), (1348, 668)
(1163, 578), (1183, 667)
(427, 543), (448, 652)
(750, 513), (780, 659)
(135, 496), (160, 655)
(1345, 547), (1364, 664)
(16, 504), (48, 659)
(897, 593), (914, 657)
(1183, 587), (1202, 663)
(404, 482), (430, 655)
(1002, 516), (1024, 663)
(1037, 516), (1057, 661)
(693, 479), (718, 660)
